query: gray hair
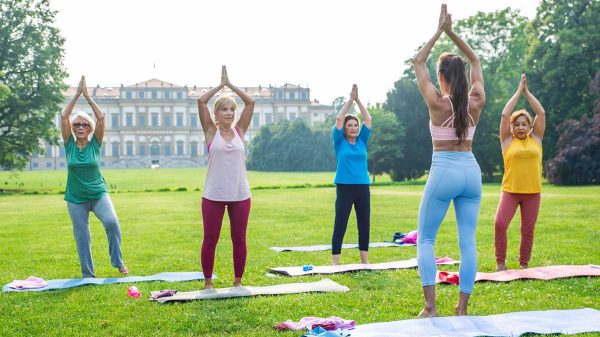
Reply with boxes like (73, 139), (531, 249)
(70, 111), (96, 138)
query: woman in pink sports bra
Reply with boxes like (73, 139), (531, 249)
(412, 4), (485, 318)
(197, 66), (255, 289)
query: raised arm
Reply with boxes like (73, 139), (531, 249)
(523, 75), (545, 141)
(444, 14), (485, 109)
(226, 67), (255, 136)
(352, 84), (371, 129)
(412, 4), (447, 110)
(198, 67), (226, 143)
(335, 91), (354, 130)
(500, 75), (525, 149)
(61, 76), (83, 143)
(80, 76), (105, 143)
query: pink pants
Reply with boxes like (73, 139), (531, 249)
(494, 192), (541, 265)
(201, 197), (251, 278)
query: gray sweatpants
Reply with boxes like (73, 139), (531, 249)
(66, 194), (124, 278)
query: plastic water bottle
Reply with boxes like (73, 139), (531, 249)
(128, 286), (141, 298)
(303, 264), (314, 272)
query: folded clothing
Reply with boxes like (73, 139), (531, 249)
(274, 316), (356, 331)
(8, 276), (48, 289)
(150, 289), (177, 299)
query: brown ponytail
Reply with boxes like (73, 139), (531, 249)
(438, 52), (469, 143)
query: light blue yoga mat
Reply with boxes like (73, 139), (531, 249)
(350, 308), (600, 337)
(270, 242), (414, 252)
(2, 272), (209, 292)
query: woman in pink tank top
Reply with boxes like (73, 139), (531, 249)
(197, 66), (255, 289)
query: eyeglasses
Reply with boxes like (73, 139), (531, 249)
(73, 123), (90, 129)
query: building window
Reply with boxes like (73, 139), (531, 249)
(164, 91), (170, 99)
(289, 92), (295, 100)
(190, 114), (198, 128)
(126, 113), (133, 127)
(265, 113), (272, 124)
(112, 142), (120, 157)
(126, 141), (134, 156)
(252, 115), (260, 128)
(151, 91), (157, 99)
(301, 92), (307, 100)
(45, 145), (52, 158)
(138, 115), (146, 127)
(126, 92), (132, 99)
(139, 91), (145, 99)
(289, 113), (296, 120)
(111, 114), (119, 128)
(176, 141), (184, 155)
(190, 141), (198, 157)
(176, 92), (183, 99)
(151, 113), (159, 127)
(46, 162), (52, 168)
(164, 142), (171, 156)
(150, 142), (160, 156)
(139, 144), (146, 156)
(176, 113), (184, 127)
(164, 114), (171, 127)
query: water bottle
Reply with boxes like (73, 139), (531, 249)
(128, 286), (141, 298)
(303, 264), (314, 272)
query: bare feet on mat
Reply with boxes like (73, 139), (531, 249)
(496, 263), (507, 271)
(233, 277), (242, 287)
(118, 265), (129, 275)
(417, 307), (438, 318)
(204, 279), (213, 289)
(332, 254), (340, 266)
(520, 263), (528, 269)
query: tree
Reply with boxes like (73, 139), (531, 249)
(526, 0), (600, 160)
(367, 107), (404, 182)
(247, 119), (336, 172)
(0, 0), (67, 169)
(545, 71), (600, 185)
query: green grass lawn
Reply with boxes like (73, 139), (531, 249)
(0, 169), (599, 336)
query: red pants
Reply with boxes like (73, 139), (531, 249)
(201, 198), (251, 278)
(494, 192), (541, 265)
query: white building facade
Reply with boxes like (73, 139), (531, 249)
(30, 79), (335, 170)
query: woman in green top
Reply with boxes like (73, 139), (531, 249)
(61, 76), (128, 278)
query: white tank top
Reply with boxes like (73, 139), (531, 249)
(202, 127), (251, 201)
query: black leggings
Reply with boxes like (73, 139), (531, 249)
(332, 184), (370, 255)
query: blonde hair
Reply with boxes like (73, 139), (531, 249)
(510, 109), (533, 125)
(213, 96), (237, 116)
(69, 111), (96, 139)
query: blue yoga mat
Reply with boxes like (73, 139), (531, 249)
(2, 272), (209, 292)
(350, 308), (600, 337)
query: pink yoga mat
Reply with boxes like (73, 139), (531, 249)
(436, 265), (600, 285)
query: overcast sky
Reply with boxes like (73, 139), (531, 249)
(49, 0), (540, 105)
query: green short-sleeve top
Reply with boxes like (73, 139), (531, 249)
(64, 135), (108, 203)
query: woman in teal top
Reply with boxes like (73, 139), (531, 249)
(61, 76), (128, 278)
(332, 84), (372, 265)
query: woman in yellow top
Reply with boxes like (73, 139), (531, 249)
(495, 74), (546, 271)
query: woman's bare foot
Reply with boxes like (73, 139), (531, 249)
(418, 307), (438, 318)
(519, 263), (528, 269)
(496, 263), (507, 271)
(455, 305), (468, 316)
(118, 265), (129, 275)
(233, 277), (242, 287)
(204, 279), (213, 289)
(332, 254), (340, 266)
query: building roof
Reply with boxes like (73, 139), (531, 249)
(127, 78), (182, 88)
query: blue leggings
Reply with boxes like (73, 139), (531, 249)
(417, 152), (481, 294)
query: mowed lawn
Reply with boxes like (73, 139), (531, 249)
(0, 169), (598, 337)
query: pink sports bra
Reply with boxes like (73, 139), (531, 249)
(429, 96), (476, 141)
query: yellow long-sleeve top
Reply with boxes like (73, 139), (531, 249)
(501, 135), (542, 194)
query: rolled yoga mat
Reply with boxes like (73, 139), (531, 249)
(268, 257), (457, 277)
(269, 242), (414, 253)
(152, 278), (349, 303)
(349, 308), (600, 337)
(436, 265), (600, 285)
(3, 272), (208, 292)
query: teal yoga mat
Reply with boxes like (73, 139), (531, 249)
(3, 272), (209, 292)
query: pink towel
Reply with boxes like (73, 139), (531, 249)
(274, 316), (356, 331)
(402, 230), (418, 244)
(8, 276), (48, 289)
